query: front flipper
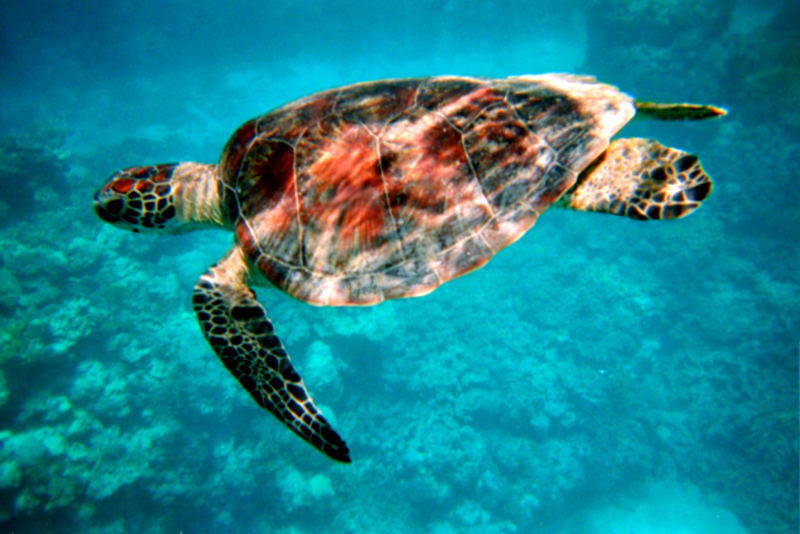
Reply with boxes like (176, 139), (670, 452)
(192, 246), (350, 462)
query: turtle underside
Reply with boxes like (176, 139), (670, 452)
(222, 75), (633, 305)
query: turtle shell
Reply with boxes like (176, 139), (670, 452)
(221, 74), (634, 305)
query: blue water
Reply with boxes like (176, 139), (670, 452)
(1, 1), (797, 532)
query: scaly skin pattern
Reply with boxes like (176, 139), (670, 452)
(93, 163), (181, 232)
(222, 75), (634, 305)
(558, 138), (713, 220)
(192, 247), (350, 462)
(94, 162), (224, 233)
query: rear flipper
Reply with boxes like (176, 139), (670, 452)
(557, 138), (713, 220)
(634, 101), (727, 121)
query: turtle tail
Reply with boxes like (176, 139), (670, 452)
(556, 138), (712, 220)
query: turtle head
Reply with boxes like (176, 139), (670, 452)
(94, 162), (227, 234)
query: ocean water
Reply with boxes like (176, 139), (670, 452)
(0, 0), (797, 533)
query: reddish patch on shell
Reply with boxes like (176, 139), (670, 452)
(255, 254), (295, 294)
(384, 120), (469, 219)
(421, 120), (465, 167)
(235, 221), (257, 257)
(302, 125), (387, 249)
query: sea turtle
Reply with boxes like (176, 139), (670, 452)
(93, 74), (725, 462)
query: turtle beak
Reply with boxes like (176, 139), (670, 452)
(93, 188), (125, 224)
